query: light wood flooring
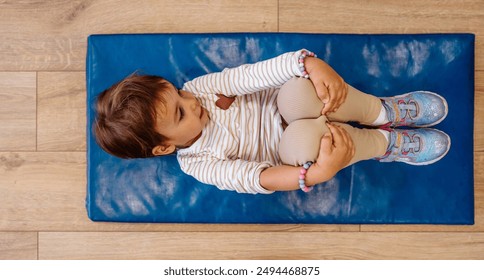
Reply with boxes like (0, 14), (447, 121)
(0, 0), (483, 259)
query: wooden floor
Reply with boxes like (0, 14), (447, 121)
(1, 0), (483, 260)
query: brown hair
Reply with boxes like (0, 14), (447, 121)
(93, 73), (172, 159)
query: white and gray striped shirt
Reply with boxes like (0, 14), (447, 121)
(178, 50), (306, 194)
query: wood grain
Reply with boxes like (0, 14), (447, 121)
(0, 152), (87, 231)
(0, 0), (278, 71)
(0, 232), (37, 260)
(0, 72), (36, 151)
(37, 72), (86, 151)
(39, 231), (484, 259)
(279, 0), (484, 70)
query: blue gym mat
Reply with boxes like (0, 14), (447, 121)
(86, 33), (474, 224)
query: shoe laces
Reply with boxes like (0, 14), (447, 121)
(397, 131), (421, 155)
(395, 99), (418, 121)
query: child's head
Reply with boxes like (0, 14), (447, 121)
(94, 73), (209, 159)
(93, 73), (172, 159)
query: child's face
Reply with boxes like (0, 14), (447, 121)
(153, 85), (209, 154)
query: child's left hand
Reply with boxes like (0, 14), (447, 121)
(305, 57), (348, 115)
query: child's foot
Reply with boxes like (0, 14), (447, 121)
(381, 91), (448, 127)
(376, 128), (450, 165)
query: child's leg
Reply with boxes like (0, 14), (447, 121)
(332, 86), (449, 128)
(279, 119), (450, 167)
(277, 77), (383, 125)
(327, 85), (383, 125)
(336, 123), (387, 167)
(277, 77), (448, 128)
(278, 116), (388, 166)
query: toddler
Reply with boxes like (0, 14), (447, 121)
(94, 49), (450, 194)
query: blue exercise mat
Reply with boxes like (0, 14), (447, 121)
(86, 33), (474, 224)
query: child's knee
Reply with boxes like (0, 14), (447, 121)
(278, 116), (328, 166)
(277, 77), (323, 123)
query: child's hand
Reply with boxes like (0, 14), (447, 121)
(312, 123), (355, 179)
(305, 57), (348, 115)
(260, 123), (355, 191)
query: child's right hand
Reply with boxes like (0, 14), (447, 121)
(312, 123), (355, 180)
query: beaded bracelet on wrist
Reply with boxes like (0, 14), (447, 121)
(298, 49), (317, 79)
(298, 161), (314, 192)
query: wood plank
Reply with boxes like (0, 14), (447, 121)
(37, 72), (85, 151)
(39, 231), (484, 259)
(0, 0), (278, 71)
(0, 72), (36, 151)
(0, 151), (356, 232)
(0, 232), (37, 260)
(279, 0), (484, 70)
(0, 152), (87, 230)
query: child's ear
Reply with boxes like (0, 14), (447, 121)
(152, 144), (176, 156)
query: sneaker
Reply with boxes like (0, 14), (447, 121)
(377, 128), (451, 166)
(381, 91), (448, 127)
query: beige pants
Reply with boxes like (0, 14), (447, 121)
(277, 77), (388, 166)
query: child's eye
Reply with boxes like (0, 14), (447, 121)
(179, 107), (185, 120)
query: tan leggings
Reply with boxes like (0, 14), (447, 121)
(277, 77), (388, 166)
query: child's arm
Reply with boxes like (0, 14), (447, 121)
(183, 50), (308, 97)
(260, 123), (354, 191)
(304, 56), (348, 115)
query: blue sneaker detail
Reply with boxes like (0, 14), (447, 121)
(377, 128), (451, 166)
(381, 91), (448, 127)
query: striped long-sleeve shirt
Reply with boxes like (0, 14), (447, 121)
(178, 50), (307, 194)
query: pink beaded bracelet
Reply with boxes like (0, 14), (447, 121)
(299, 161), (314, 192)
(298, 49), (317, 79)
